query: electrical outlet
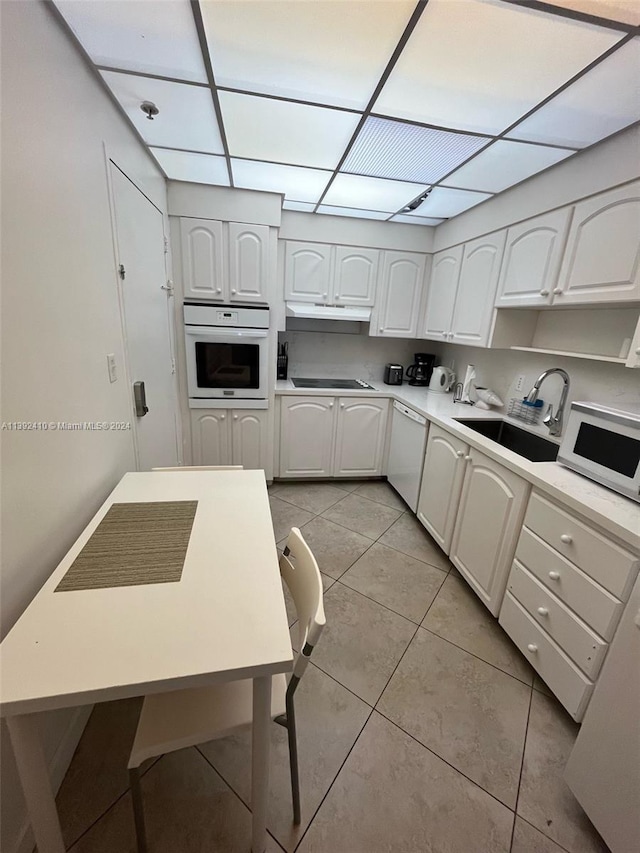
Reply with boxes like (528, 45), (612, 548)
(515, 374), (525, 393)
(107, 353), (117, 383)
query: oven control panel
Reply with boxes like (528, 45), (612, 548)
(215, 310), (239, 325)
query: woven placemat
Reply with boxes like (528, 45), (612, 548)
(55, 501), (198, 592)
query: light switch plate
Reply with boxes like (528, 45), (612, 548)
(107, 353), (117, 383)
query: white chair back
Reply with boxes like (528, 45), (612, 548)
(152, 466), (243, 471)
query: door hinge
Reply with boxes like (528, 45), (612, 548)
(118, 264), (126, 280)
(171, 358), (176, 375)
(164, 236), (169, 254)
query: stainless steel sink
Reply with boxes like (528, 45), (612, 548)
(454, 419), (559, 462)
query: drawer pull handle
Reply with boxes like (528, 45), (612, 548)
(540, 289), (549, 296)
(537, 607), (549, 616)
(560, 534), (573, 544)
(527, 643), (538, 653)
(548, 571), (560, 580)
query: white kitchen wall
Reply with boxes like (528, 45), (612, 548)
(0, 3), (167, 851)
(280, 210), (435, 251)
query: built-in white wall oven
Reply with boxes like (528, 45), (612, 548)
(184, 303), (269, 407)
(558, 401), (640, 503)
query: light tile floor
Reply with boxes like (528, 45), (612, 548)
(57, 479), (610, 853)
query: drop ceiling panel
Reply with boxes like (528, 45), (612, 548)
(219, 92), (360, 169)
(407, 187), (492, 218)
(282, 201), (317, 212)
(541, 0), (640, 26)
(231, 160), (332, 202)
(390, 215), (445, 225)
(508, 38), (640, 148)
(201, 0), (416, 110)
(150, 149), (229, 185)
(374, 0), (623, 134)
(100, 71), (224, 152)
(316, 206), (390, 220)
(323, 174), (429, 213)
(444, 140), (574, 192)
(54, 0), (207, 82)
(343, 117), (489, 183)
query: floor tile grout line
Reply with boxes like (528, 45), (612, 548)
(330, 573), (444, 628)
(516, 815), (578, 853)
(509, 684), (535, 853)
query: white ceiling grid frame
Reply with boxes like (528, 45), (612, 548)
(53, 0), (208, 82)
(199, 0), (417, 110)
(323, 173), (430, 212)
(508, 36), (640, 148)
(316, 206), (390, 220)
(231, 160), (333, 202)
(100, 71), (224, 152)
(373, 0), (625, 134)
(444, 139), (574, 192)
(150, 149), (229, 185)
(282, 201), (317, 212)
(391, 214), (445, 225)
(218, 91), (361, 169)
(406, 186), (492, 218)
(342, 116), (490, 183)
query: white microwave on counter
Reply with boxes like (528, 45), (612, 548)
(558, 402), (640, 503)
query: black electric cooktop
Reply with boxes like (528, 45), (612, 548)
(291, 378), (375, 390)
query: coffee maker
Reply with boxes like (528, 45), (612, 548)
(405, 353), (435, 386)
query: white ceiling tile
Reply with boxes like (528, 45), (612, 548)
(316, 206), (390, 220)
(323, 174), (429, 213)
(541, 0), (640, 26)
(149, 149), (229, 185)
(282, 201), (317, 212)
(201, 0), (416, 110)
(444, 140), (574, 192)
(231, 160), (331, 202)
(390, 215), (445, 225)
(508, 38), (640, 148)
(343, 117), (489, 183)
(54, 0), (207, 82)
(408, 187), (492, 218)
(219, 92), (360, 169)
(100, 71), (223, 153)
(374, 0), (623, 134)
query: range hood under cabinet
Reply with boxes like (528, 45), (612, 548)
(285, 302), (372, 322)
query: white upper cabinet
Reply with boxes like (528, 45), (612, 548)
(422, 245), (463, 341)
(451, 230), (506, 346)
(557, 182), (640, 305)
(333, 246), (379, 306)
(496, 209), (572, 307)
(228, 223), (270, 303)
(333, 398), (388, 476)
(373, 251), (427, 338)
(181, 218), (224, 301)
(284, 241), (332, 303)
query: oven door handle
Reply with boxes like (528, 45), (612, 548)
(185, 326), (269, 339)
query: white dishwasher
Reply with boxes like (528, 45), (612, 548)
(387, 401), (428, 512)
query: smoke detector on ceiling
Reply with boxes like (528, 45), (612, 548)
(140, 101), (159, 120)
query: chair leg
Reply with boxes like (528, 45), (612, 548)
(129, 767), (148, 853)
(285, 694), (301, 824)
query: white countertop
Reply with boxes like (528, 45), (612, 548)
(275, 379), (640, 552)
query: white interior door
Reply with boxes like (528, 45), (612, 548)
(110, 163), (179, 470)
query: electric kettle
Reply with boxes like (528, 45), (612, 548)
(428, 366), (455, 393)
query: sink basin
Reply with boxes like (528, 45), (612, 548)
(455, 419), (559, 463)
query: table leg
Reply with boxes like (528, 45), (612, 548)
(6, 714), (66, 853)
(251, 675), (272, 853)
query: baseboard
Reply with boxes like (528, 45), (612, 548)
(12, 705), (93, 853)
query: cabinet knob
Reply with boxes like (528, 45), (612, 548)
(527, 643), (538, 653)
(553, 288), (562, 295)
(233, 414), (238, 420)
(540, 289), (549, 296)
(379, 327), (384, 332)
(216, 288), (222, 293)
(548, 571), (560, 581)
(448, 332), (454, 338)
(464, 454), (472, 462)
(636, 348), (640, 355)
(340, 403), (345, 409)
(456, 450), (465, 458)
(231, 288), (237, 294)
(560, 534), (573, 544)
(323, 292), (328, 298)
(335, 294), (340, 300)
(537, 606), (549, 616)
(329, 402), (334, 408)
(220, 414), (226, 420)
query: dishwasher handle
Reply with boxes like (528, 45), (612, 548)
(393, 400), (427, 426)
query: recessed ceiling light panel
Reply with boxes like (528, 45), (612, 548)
(323, 174), (430, 212)
(150, 149), (229, 185)
(231, 160), (332, 202)
(342, 117), (489, 183)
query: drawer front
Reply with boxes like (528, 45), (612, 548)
(516, 527), (623, 641)
(499, 592), (593, 722)
(525, 491), (638, 598)
(507, 561), (607, 679)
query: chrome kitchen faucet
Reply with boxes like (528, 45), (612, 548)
(525, 368), (570, 436)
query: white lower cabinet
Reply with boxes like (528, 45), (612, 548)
(279, 396), (388, 478)
(416, 424), (468, 551)
(191, 409), (269, 472)
(450, 449), (530, 616)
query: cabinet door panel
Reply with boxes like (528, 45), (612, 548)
(279, 397), (335, 477)
(416, 425), (468, 552)
(422, 246), (462, 341)
(451, 231), (506, 347)
(190, 410), (230, 465)
(558, 182), (640, 304)
(451, 449), (529, 615)
(496, 209), (571, 307)
(181, 218), (224, 301)
(231, 410), (269, 470)
(229, 223), (269, 303)
(334, 398), (388, 476)
(333, 247), (379, 306)
(375, 251), (426, 337)
(284, 242), (332, 303)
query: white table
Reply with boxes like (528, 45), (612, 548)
(0, 470), (292, 853)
